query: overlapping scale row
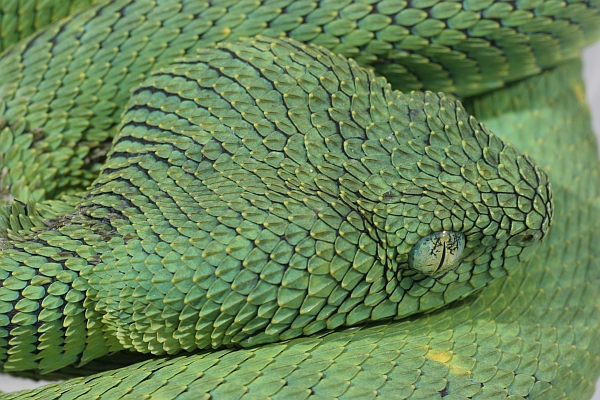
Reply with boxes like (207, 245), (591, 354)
(1, 0), (599, 206)
(0, 0), (102, 53)
(0, 212), (119, 373)
(0, 0), (211, 204)
(34, 36), (547, 360)
(1, 56), (595, 400)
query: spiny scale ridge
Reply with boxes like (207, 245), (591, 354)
(0, 37), (550, 374)
(0, 0), (596, 398)
(0, 49), (594, 400)
(0, 0), (598, 206)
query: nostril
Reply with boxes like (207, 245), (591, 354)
(518, 231), (542, 246)
(522, 234), (534, 243)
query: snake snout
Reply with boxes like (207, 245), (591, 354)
(508, 154), (553, 248)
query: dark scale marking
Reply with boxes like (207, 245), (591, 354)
(133, 67), (293, 148)
(89, 170), (191, 234)
(0, 25), (555, 378)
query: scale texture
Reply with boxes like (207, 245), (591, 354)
(0, 0), (597, 399)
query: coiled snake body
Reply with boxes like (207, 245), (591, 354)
(0, 0), (597, 398)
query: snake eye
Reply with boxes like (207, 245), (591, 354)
(408, 231), (465, 275)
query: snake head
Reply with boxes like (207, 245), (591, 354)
(0, 38), (551, 361)
(355, 90), (553, 316)
(391, 141), (553, 277)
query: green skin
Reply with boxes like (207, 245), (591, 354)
(0, 0), (596, 398)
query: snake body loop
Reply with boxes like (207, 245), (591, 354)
(0, 0), (597, 398)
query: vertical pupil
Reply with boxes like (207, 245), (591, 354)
(437, 241), (446, 272)
(408, 231), (465, 275)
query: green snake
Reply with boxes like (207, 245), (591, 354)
(0, 0), (598, 398)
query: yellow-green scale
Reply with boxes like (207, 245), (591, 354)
(0, 0), (597, 398)
(0, 57), (594, 400)
(1, 0), (599, 207)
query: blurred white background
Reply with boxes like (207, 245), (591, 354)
(0, 41), (598, 396)
(583, 40), (600, 400)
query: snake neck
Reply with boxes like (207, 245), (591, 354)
(0, 209), (125, 373)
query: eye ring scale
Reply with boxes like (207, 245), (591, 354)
(408, 231), (466, 276)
